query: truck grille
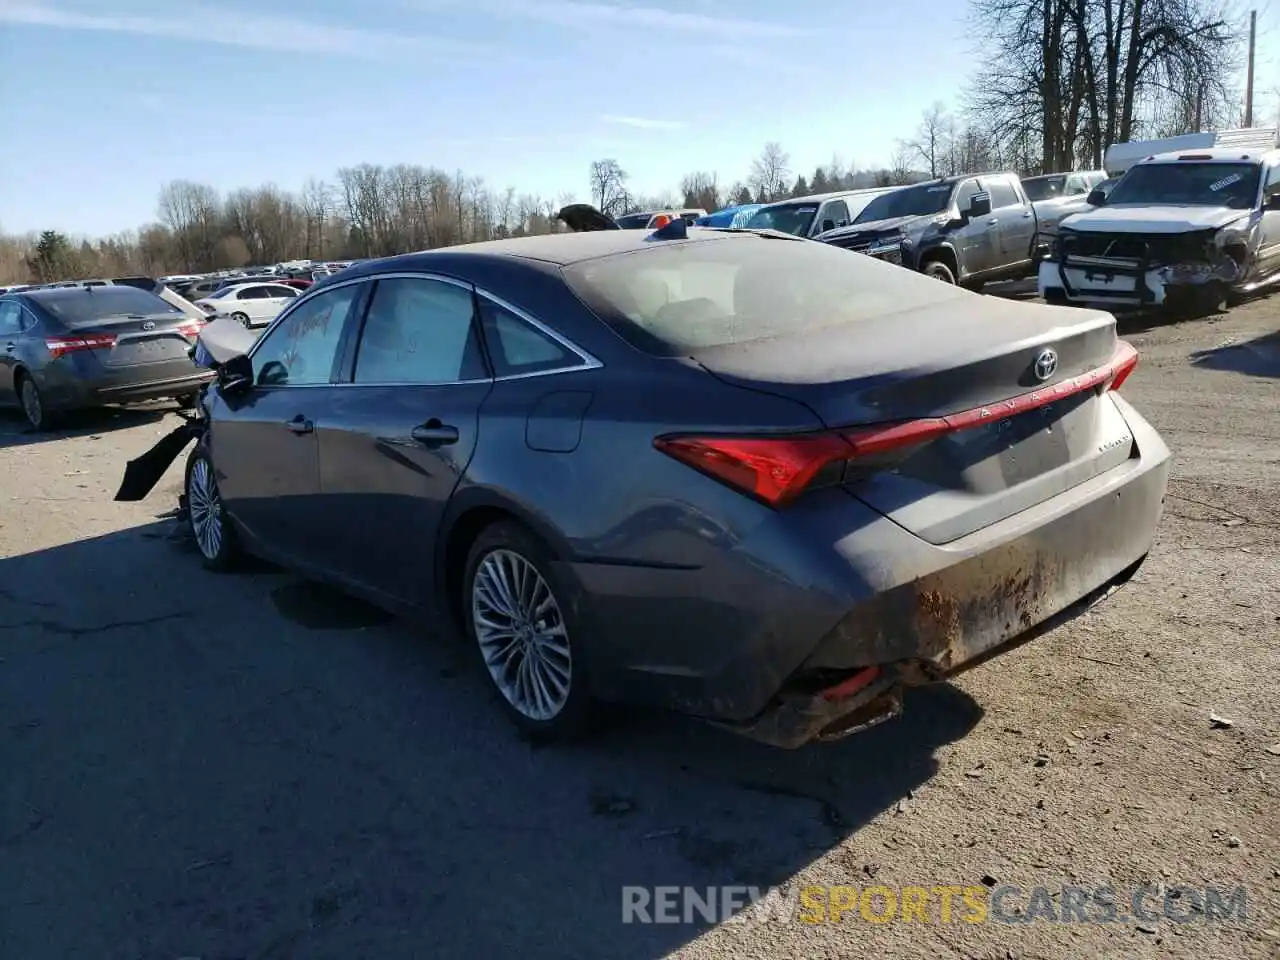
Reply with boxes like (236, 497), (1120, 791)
(1061, 229), (1214, 265)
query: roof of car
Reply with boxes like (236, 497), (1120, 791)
(17, 285), (151, 303)
(1142, 148), (1279, 164)
(759, 188), (893, 208)
(342, 228), (744, 270)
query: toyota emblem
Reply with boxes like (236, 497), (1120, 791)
(141, 320), (155, 331)
(1033, 348), (1058, 381)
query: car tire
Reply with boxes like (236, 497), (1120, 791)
(16, 372), (54, 432)
(230, 311), (251, 327)
(184, 443), (239, 570)
(922, 260), (957, 284)
(463, 520), (591, 742)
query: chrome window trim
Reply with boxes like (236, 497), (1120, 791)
(247, 269), (604, 390)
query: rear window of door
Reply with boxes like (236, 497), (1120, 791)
(352, 277), (488, 384)
(986, 177), (1023, 209)
(250, 283), (363, 386)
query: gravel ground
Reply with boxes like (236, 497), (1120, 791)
(0, 296), (1277, 960)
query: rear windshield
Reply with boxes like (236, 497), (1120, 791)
(35, 287), (183, 326)
(1021, 175), (1067, 201)
(614, 213), (653, 229)
(744, 203), (818, 236)
(561, 234), (962, 356)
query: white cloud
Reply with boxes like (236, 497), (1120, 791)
(601, 114), (687, 130)
(409, 0), (811, 40)
(0, 0), (488, 57)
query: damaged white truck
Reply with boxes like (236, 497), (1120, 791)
(1039, 147), (1280, 312)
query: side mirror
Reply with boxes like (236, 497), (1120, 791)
(1087, 188), (1108, 206)
(966, 193), (992, 218)
(1266, 193), (1280, 211)
(821, 218), (836, 233)
(217, 353), (254, 393)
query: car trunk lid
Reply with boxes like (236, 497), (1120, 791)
(691, 298), (1137, 544)
(56, 313), (202, 367)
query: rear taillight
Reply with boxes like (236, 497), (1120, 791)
(176, 319), (205, 339)
(656, 340), (1141, 508)
(653, 434), (852, 506)
(1107, 341), (1139, 390)
(45, 334), (116, 359)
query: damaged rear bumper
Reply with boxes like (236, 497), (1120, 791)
(717, 402), (1170, 749)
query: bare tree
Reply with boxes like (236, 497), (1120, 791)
(588, 159), (628, 216)
(906, 102), (953, 178)
(749, 142), (791, 202)
(680, 171), (720, 211)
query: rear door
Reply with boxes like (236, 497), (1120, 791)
(236, 286), (275, 324)
(314, 274), (492, 605)
(984, 175), (1037, 268)
(210, 281), (366, 562)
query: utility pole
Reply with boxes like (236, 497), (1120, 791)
(1245, 9), (1257, 126)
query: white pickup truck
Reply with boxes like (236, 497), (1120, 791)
(1038, 147), (1280, 311)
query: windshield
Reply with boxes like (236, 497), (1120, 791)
(36, 287), (182, 325)
(1106, 163), (1261, 208)
(561, 233), (961, 357)
(614, 213), (653, 230)
(853, 183), (954, 224)
(744, 203), (818, 236)
(1022, 176), (1068, 201)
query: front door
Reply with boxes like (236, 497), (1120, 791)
(210, 281), (365, 563)
(0, 301), (22, 401)
(951, 178), (1001, 276)
(1255, 163), (1280, 281)
(315, 275), (492, 606)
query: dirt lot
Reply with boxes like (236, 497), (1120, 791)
(1, 295), (1277, 960)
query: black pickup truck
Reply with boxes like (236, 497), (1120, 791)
(817, 173), (1042, 290)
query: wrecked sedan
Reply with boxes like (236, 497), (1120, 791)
(1040, 148), (1280, 310)
(134, 226), (1170, 748)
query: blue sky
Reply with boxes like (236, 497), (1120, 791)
(0, 0), (1276, 237)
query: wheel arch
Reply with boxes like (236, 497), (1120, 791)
(436, 485), (577, 631)
(916, 242), (959, 277)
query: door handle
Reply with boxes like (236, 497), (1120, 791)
(4, 342), (15, 353)
(411, 419), (459, 445)
(1022, 211), (1033, 218)
(986, 217), (999, 226)
(286, 415), (313, 435)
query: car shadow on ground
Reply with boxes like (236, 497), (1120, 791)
(0, 521), (983, 960)
(1188, 330), (1280, 378)
(0, 403), (173, 449)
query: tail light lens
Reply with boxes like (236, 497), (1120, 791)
(1107, 341), (1139, 390)
(45, 334), (116, 359)
(656, 340), (1140, 508)
(176, 319), (205, 339)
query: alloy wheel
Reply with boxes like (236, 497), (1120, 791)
(20, 379), (42, 429)
(187, 457), (224, 560)
(471, 548), (572, 721)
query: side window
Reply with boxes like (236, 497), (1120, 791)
(820, 200), (850, 231)
(478, 297), (581, 377)
(0, 301), (20, 335)
(1065, 175), (1086, 195)
(1263, 165), (1280, 201)
(353, 277), (487, 385)
(954, 179), (982, 211)
(251, 283), (361, 386)
(987, 177), (1022, 209)
(241, 287), (270, 300)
